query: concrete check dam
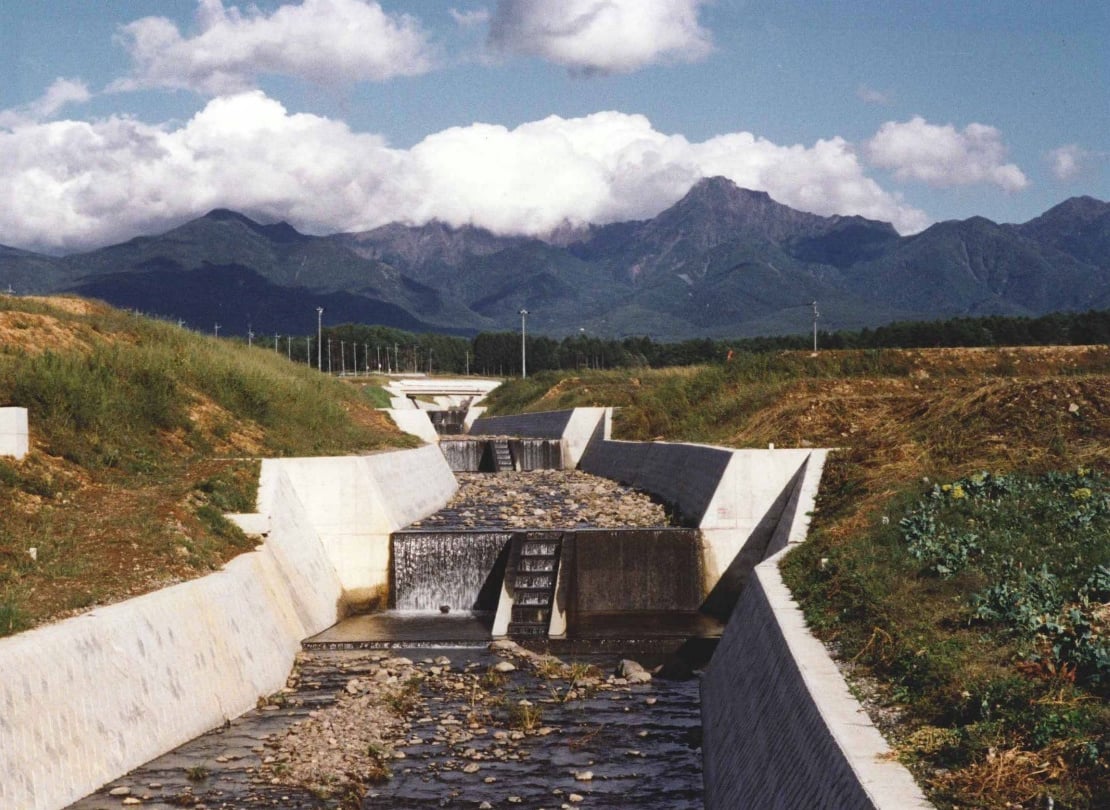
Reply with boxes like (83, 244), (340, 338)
(0, 406), (931, 810)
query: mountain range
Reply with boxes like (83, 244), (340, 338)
(2, 178), (1108, 340)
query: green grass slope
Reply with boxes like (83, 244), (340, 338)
(0, 295), (415, 636)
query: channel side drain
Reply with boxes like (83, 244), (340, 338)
(507, 531), (563, 639)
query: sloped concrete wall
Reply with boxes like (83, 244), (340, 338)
(386, 409), (439, 443)
(257, 445), (457, 610)
(470, 407), (608, 468)
(579, 438), (817, 597)
(0, 460), (341, 810)
(701, 556), (933, 809)
(0, 445), (456, 810)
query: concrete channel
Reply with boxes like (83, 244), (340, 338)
(1, 407), (930, 809)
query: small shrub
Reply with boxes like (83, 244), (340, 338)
(508, 701), (543, 732)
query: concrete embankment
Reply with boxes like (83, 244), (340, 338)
(573, 421), (930, 808)
(2, 406), (930, 809)
(0, 445), (456, 810)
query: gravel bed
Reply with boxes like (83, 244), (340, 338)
(409, 471), (675, 530)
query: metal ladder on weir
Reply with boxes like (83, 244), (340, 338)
(491, 439), (515, 472)
(507, 532), (563, 638)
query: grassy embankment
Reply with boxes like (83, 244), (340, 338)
(0, 296), (414, 637)
(482, 346), (1109, 809)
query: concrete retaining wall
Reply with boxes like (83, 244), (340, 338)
(0, 406), (29, 459)
(470, 407), (608, 468)
(256, 445), (457, 610)
(579, 438), (818, 604)
(0, 445), (457, 810)
(385, 409), (439, 444)
(701, 554), (932, 809)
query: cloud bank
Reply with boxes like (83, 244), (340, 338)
(866, 116), (1028, 192)
(488, 0), (713, 74)
(0, 93), (934, 253)
(113, 0), (436, 94)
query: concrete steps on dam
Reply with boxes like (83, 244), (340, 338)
(505, 531), (563, 638)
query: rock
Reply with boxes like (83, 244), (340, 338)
(574, 770), (593, 781)
(463, 762), (481, 773)
(569, 794), (585, 803)
(616, 659), (652, 684)
(108, 786), (131, 796)
(493, 661), (516, 673)
(122, 799), (142, 806)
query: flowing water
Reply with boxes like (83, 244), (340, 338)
(66, 649), (704, 809)
(391, 530), (512, 612)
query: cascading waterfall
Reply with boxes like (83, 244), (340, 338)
(391, 530), (512, 611)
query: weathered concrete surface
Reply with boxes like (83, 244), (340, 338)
(385, 408), (439, 443)
(563, 529), (703, 614)
(579, 438), (820, 603)
(0, 406), (28, 459)
(470, 407), (608, 468)
(256, 445), (457, 610)
(0, 460), (343, 810)
(0, 445), (458, 810)
(701, 558), (933, 809)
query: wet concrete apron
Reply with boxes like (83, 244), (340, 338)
(67, 648), (702, 810)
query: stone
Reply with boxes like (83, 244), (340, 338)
(493, 661), (516, 673)
(574, 770), (593, 781)
(108, 786), (131, 796)
(463, 763), (481, 773)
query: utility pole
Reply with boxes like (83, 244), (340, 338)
(316, 307), (324, 371)
(811, 300), (820, 354)
(214, 323), (220, 338)
(247, 327), (254, 348)
(465, 350), (469, 376)
(340, 340), (346, 375)
(519, 309), (529, 378)
(327, 339), (332, 374)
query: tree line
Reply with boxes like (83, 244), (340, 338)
(269, 308), (1110, 375)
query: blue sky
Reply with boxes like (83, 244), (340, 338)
(0, 1), (1106, 253)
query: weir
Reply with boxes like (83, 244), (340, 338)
(439, 436), (564, 471)
(390, 529), (510, 611)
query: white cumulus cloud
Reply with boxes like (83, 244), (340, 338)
(488, 0), (713, 74)
(0, 92), (928, 253)
(0, 78), (92, 128)
(866, 116), (1028, 192)
(113, 0), (437, 95)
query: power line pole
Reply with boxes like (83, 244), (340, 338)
(519, 309), (529, 378)
(812, 300), (820, 354)
(316, 307), (324, 371)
